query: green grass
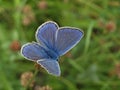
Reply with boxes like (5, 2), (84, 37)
(0, 0), (120, 90)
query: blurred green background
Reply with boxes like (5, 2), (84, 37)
(0, 0), (120, 90)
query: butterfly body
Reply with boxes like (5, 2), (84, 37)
(44, 47), (59, 60)
(21, 21), (84, 76)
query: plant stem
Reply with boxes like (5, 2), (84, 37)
(25, 69), (39, 90)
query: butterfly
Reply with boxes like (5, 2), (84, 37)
(21, 21), (84, 76)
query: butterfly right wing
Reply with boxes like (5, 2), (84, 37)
(55, 27), (84, 56)
(37, 59), (61, 76)
(21, 43), (49, 61)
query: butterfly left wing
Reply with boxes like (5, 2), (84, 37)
(36, 21), (58, 51)
(37, 59), (61, 76)
(55, 27), (84, 56)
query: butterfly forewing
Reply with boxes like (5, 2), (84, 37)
(36, 21), (58, 51)
(55, 28), (84, 56)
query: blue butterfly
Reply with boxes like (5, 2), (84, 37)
(21, 21), (84, 76)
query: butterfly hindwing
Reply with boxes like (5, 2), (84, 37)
(21, 43), (49, 61)
(37, 59), (61, 76)
(55, 27), (84, 56)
